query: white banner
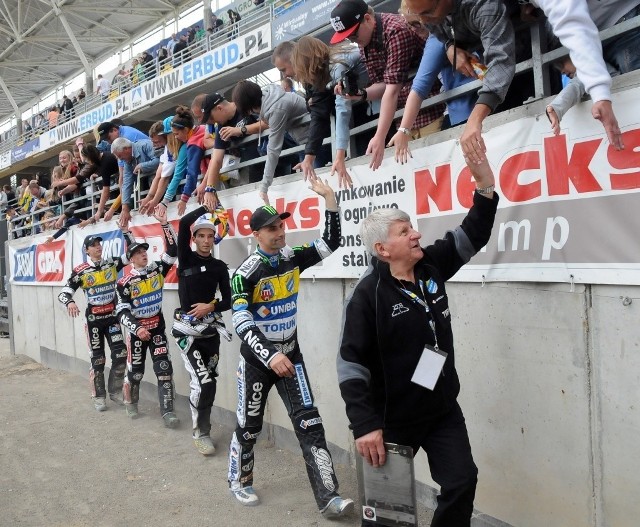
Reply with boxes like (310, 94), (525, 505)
(8, 86), (640, 286)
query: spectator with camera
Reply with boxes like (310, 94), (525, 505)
(329, 0), (445, 171)
(273, 37), (365, 188)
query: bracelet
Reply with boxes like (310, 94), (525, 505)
(204, 186), (217, 193)
(359, 88), (368, 101)
(476, 184), (495, 195)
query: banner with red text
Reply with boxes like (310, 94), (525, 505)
(8, 87), (640, 285)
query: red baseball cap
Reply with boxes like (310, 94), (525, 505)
(330, 0), (369, 44)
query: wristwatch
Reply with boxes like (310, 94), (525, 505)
(398, 127), (412, 136)
(204, 185), (217, 194)
(240, 125), (248, 137)
(475, 184), (495, 195)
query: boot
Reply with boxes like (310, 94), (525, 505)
(123, 381), (139, 419)
(90, 369), (106, 398)
(163, 412), (180, 428)
(107, 363), (126, 406)
(157, 377), (175, 416)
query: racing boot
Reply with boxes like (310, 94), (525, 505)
(123, 380), (139, 419)
(107, 363), (126, 406)
(193, 428), (216, 455)
(230, 483), (260, 506)
(321, 497), (354, 519)
(90, 370), (107, 412)
(158, 377), (179, 427)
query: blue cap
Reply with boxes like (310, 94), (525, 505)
(159, 116), (173, 135)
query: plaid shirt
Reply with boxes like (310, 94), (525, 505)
(361, 13), (444, 129)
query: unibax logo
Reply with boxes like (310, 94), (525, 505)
(13, 246), (36, 282)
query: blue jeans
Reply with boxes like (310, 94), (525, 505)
(603, 5), (640, 74)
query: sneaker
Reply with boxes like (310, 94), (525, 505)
(230, 484), (260, 506)
(125, 403), (138, 418)
(93, 397), (107, 412)
(162, 412), (180, 428)
(109, 393), (125, 406)
(194, 436), (216, 456)
(321, 497), (354, 519)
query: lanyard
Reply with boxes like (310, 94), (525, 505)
(397, 279), (439, 350)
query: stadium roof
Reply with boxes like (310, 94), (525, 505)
(0, 0), (199, 123)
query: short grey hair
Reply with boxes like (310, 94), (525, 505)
(360, 208), (411, 257)
(111, 137), (133, 154)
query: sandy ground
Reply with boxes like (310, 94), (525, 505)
(0, 338), (366, 527)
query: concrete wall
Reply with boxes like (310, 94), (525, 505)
(9, 275), (640, 526)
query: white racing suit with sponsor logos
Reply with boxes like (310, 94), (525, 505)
(57, 233), (134, 400)
(228, 209), (341, 510)
(115, 223), (177, 416)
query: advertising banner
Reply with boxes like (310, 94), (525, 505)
(272, 0), (334, 42)
(10, 137), (41, 164)
(8, 87), (640, 286)
(9, 236), (70, 285)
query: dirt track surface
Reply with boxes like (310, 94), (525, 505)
(0, 342), (364, 527)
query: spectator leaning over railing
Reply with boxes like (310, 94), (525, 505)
(74, 144), (120, 227)
(192, 92), (267, 211)
(111, 137), (160, 229)
(389, 2), (483, 164)
(277, 37), (364, 188)
(525, 0), (639, 151)
(232, 80), (311, 206)
(164, 106), (211, 216)
(329, 0), (445, 171)
(398, 0), (516, 165)
(21, 180), (48, 235)
(139, 118), (177, 215)
(16, 178), (29, 202)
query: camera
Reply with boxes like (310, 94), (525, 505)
(328, 66), (360, 96)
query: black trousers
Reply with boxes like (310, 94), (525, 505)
(362, 402), (477, 527)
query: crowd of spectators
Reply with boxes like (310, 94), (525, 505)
(3, 0), (639, 239)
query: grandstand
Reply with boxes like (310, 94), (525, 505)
(3, 1), (640, 525)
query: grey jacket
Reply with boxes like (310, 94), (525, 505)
(259, 84), (309, 194)
(428, 0), (515, 111)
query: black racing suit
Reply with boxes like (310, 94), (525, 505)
(115, 223), (177, 416)
(57, 232), (134, 399)
(173, 205), (231, 439)
(227, 208), (341, 510)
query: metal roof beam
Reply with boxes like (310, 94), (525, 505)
(49, 0), (92, 72)
(0, 75), (21, 114)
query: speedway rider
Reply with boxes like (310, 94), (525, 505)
(172, 199), (232, 455)
(115, 206), (179, 427)
(58, 231), (135, 411)
(226, 178), (353, 518)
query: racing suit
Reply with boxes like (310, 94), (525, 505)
(227, 208), (341, 510)
(57, 232), (134, 400)
(115, 223), (177, 416)
(173, 205), (232, 439)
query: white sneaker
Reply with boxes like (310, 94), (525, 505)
(230, 484), (260, 506)
(321, 496), (354, 519)
(194, 436), (216, 456)
(93, 397), (107, 412)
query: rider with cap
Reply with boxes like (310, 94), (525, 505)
(58, 230), (135, 411)
(172, 202), (231, 455)
(115, 206), (179, 426)
(226, 178), (353, 518)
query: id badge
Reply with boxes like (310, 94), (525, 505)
(411, 345), (447, 390)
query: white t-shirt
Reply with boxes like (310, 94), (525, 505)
(97, 77), (111, 95)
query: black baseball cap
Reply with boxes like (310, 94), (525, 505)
(126, 241), (149, 258)
(83, 235), (103, 249)
(249, 206), (291, 231)
(330, 0), (368, 44)
(97, 121), (115, 137)
(202, 92), (226, 118)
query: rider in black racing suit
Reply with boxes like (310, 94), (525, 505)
(115, 208), (179, 427)
(172, 202), (232, 455)
(226, 180), (353, 518)
(58, 231), (134, 411)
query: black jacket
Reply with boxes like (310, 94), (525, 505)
(337, 192), (498, 438)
